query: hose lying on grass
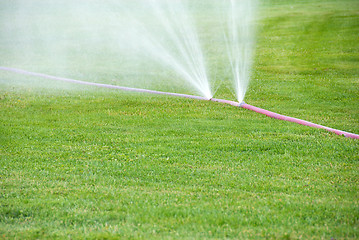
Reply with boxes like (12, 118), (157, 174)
(1, 66), (358, 139)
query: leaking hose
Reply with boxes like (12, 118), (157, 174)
(1, 66), (358, 139)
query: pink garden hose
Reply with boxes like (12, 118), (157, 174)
(1, 66), (358, 139)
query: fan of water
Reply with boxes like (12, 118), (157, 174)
(114, 0), (212, 99)
(225, 0), (257, 102)
(0, 0), (257, 102)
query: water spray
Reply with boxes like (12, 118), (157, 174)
(1, 66), (358, 139)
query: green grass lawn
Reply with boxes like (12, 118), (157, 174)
(1, 0), (358, 239)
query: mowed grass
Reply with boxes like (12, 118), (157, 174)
(1, 0), (358, 239)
